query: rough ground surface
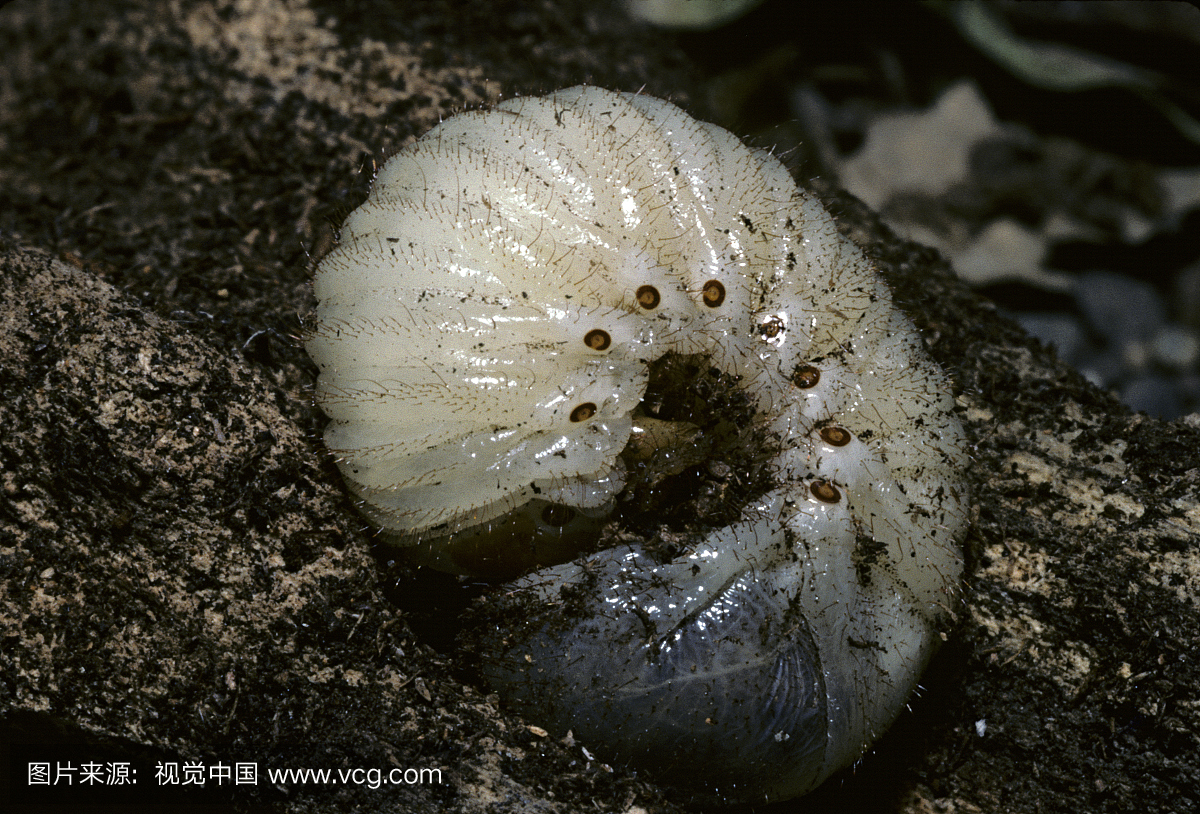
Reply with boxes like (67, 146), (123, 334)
(0, 1), (1196, 813)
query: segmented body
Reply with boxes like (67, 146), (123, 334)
(307, 86), (969, 801)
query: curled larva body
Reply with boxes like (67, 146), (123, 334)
(307, 86), (969, 802)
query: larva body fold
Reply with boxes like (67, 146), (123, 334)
(307, 86), (969, 802)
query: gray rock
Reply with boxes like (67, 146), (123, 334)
(1122, 372), (1185, 418)
(1074, 270), (1168, 344)
(1152, 324), (1200, 370)
(1013, 312), (1090, 364)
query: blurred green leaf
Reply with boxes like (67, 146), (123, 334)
(932, 0), (1200, 145)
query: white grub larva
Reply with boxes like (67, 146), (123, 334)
(306, 86), (969, 802)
